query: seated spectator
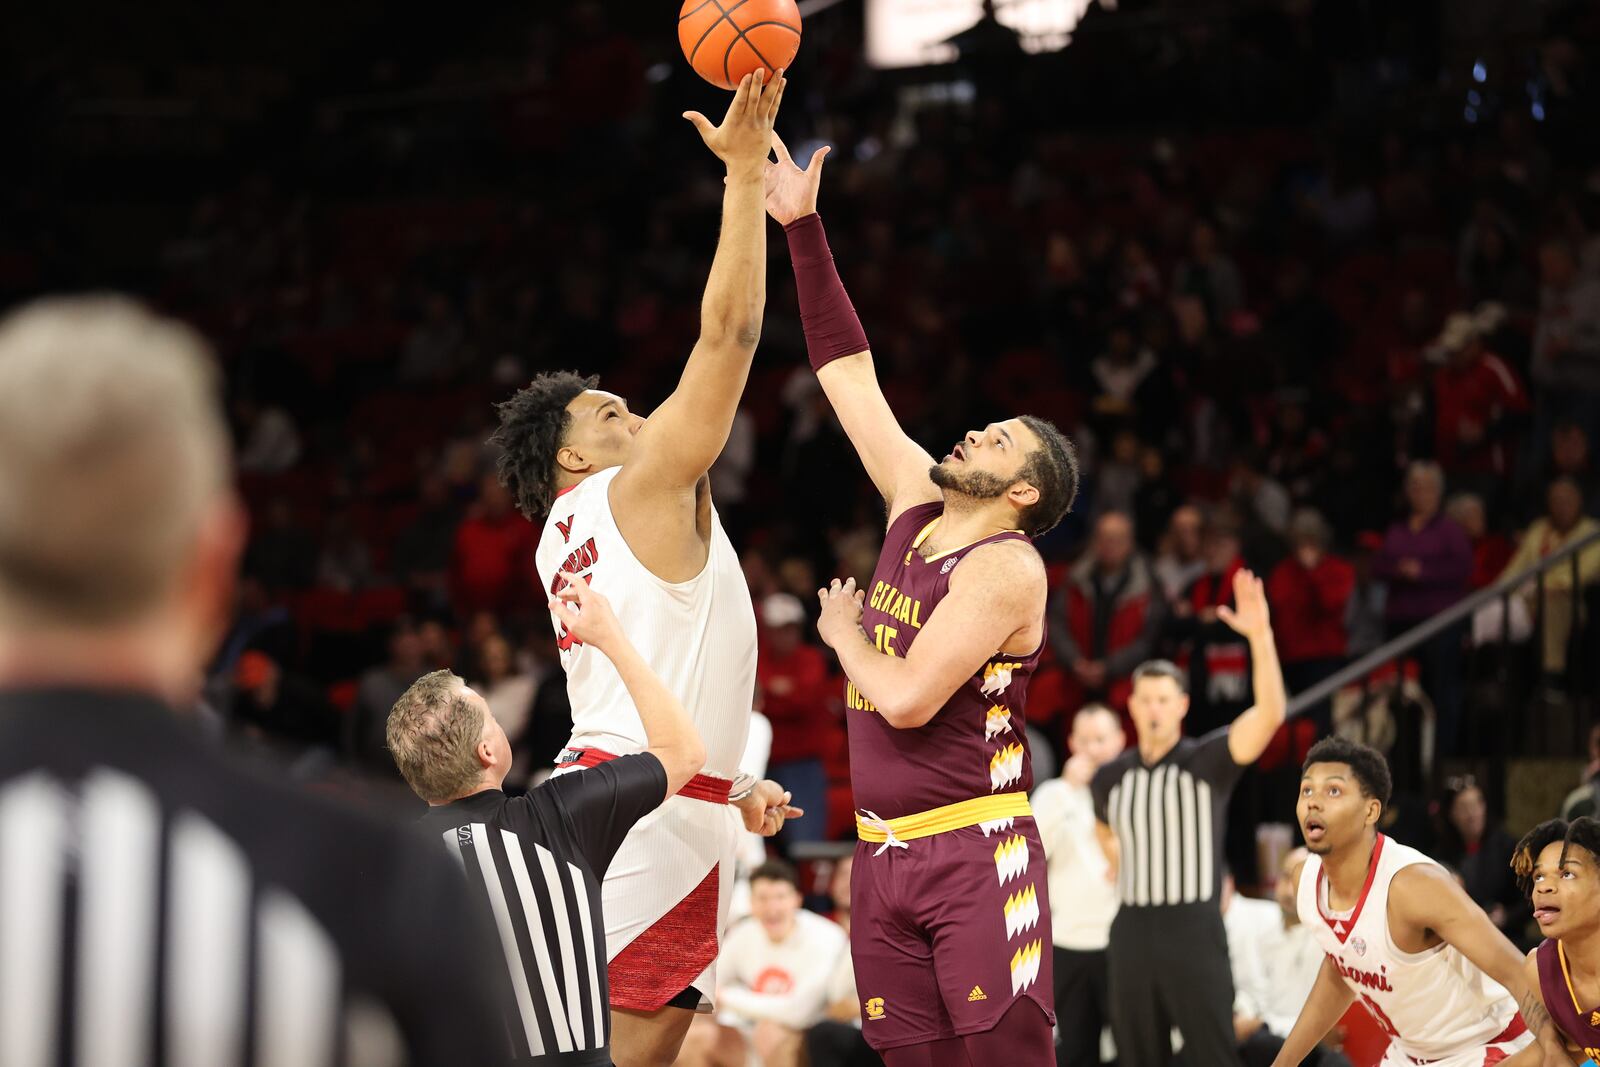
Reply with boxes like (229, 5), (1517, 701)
(1434, 777), (1527, 942)
(1430, 309), (1528, 489)
(392, 472), (463, 605)
(1446, 492), (1512, 590)
(756, 593), (836, 846)
(679, 861), (849, 1067)
(1050, 511), (1164, 718)
(1132, 445), (1180, 553)
(805, 856), (879, 1067)
(1267, 509), (1353, 730)
(1344, 533), (1389, 658)
(229, 649), (338, 752)
(1374, 461), (1471, 755)
(450, 474), (535, 618)
(1153, 504), (1206, 606)
(1560, 724), (1600, 821)
(1171, 219), (1244, 322)
(1531, 238), (1600, 457)
(243, 497), (316, 591)
(1497, 475), (1600, 674)
(1033, 704), (1124, 1067)
(1212, 853), (1352, 1067)
(234, 397), (302, 474)
(1091, 428), (1144, 522)
(348, 619), (426, 776)
(315, 509), (374, 592)
(473, 630), (537, 744)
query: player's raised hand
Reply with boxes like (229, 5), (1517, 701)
(1216, 568), (1272, 642)
(548, 572), (622, 652)
(683, 68), (787, 176)
(762, 131), (830, 225)
(815, 576), (866, 650)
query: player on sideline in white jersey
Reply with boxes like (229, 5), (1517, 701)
(1273, 737), (1561, 1067)
(490, 70), (800, 1067)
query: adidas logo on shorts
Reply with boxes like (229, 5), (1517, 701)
(967, 986), (987, 1002)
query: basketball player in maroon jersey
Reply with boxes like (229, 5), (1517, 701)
(1515, 817), (1600, 1064)
(763, 136), (1076, 1065)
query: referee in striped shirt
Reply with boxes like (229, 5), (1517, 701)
(1090, 569), (1287, 1067)
(0, 297), (508, 1067)
(387, 574), (791, 1066)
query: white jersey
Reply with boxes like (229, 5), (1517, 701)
(535, 465), (757, 778)
(1297, 834), (1520, 1062)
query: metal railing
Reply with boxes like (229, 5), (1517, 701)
(1287, 526), (1600, 716)
(1284, 524), (1600, 790)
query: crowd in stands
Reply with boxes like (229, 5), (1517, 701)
(8, 0), (1600, 1062)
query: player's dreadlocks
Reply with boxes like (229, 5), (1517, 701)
(1512, 816), (1600, 896)
(489, 371), (598, 519)
(1016, 415), (1079, 537)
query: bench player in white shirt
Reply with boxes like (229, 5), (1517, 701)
(1273, 737), (1561, 1067)
(490, 70), (800, 1067)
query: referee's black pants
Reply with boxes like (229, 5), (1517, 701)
(1107, 903), (1241, 1067)
(1053, 946), (1109, 1066)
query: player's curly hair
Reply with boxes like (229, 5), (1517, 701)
(1302, 736), (1392, 809)
(1016, 415), (1079, 537)
(1512, 816), (1600, 896)
(489, 371), (599, 519)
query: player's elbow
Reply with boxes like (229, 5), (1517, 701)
(698, 309), (764, 351)
(654, 736), (707, 796)
(878, 694), (940, 730)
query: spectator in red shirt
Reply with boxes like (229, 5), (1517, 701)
(757, 593), (836, 846)
(1446, 492), (1513, 590)
(1049, 511), (1165, 725)
(449, 474), (535, 618)
(1267, 509), (1354, 735)
(1430, 309), (1529, 485)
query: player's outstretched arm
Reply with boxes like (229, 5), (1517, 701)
(1391, 864), (1561, 1065)
(618, 71), (784, 498)
(1269, 956), (1356, 1067)
(815, 541), (1047, 728)
(549, 572), (706, 794)
(765, 133), (940, 523)
(1218, 568), (1289, 764)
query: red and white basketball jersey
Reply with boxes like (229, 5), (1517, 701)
(1297, 834), (1519, 1061)
(535, 466), (757, 778)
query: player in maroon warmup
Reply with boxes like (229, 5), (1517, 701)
(763, 133), (1078, 1066)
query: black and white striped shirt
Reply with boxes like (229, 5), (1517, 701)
(1091, 726), (1245, 908)
(420, 754), (668, 1066)
(0, 687), (509, 1067)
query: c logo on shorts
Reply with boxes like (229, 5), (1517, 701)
(864, 997), (886, 1020)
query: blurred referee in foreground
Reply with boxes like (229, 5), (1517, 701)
(0, 297), (507, 1067)
(388, 573), (793, 1066)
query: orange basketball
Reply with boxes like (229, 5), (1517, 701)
(678, 0), (802, 91)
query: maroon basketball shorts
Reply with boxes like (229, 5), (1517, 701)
(850, 817), (1056, 1051)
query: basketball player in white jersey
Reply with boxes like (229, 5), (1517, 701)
(1272, 737), (1560, 1067)
(490, 70), (799, 1067)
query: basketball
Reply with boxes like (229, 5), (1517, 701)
(678, 0), (802, 91)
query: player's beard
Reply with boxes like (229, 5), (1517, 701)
(929, 462), (1010, 501)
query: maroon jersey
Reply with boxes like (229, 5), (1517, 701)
(1536, 937), (1600, 1062)
(846, 501), (1045, 819)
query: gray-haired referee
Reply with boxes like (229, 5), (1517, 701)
(1090, 569), (1287, 1067)
(0, 296), (507, 1067)
(388, 573), (799, 1066)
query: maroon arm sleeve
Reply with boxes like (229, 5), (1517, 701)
(783, 213), (870, 372)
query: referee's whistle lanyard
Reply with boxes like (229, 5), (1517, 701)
(857, 810), (911, 856)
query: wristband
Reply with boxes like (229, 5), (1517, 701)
(728, 773), (757, 804)
(784, 213), (870, 372)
